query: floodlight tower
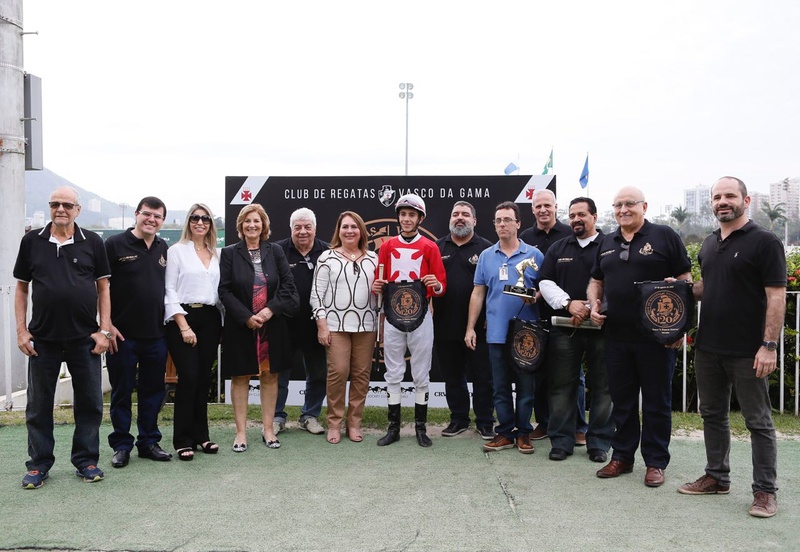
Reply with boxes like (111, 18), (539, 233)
(398, 83), (414, 176)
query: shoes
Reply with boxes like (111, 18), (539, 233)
(645, 467), (665, 488)
(177, 448), (194, 461)
(262, 432), (281, 449)
(588, 449), (608, 463)
(482, 435), (515, 452)
(111, 449), (130, 468)
(232, 443), (247, 453)
(476, 426), (495, 440)
(301, 417), (325, 435)
(273, 420), (285, 435)
(516, 434), (535, 454)
(327, 428), (341, 444)
(530, 425), (548, 440)
(677, 474), (730, 495)
(196, 441), (219, 454)
(347, 427), (363, 442)
(441, 421), (469, 437)
(75, 465), (104, 483)
(138, 443), (172, 461)
(749, 491), (777, 518)
(22, 470), (48, 489)
(575, 432), (587, 446)
(549, 448), (572, 461)
(596, 460), (633, 478)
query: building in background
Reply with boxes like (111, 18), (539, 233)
(769, 177), (800, 221)
(683, 185), (710, 216)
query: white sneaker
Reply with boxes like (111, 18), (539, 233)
(301, 418), (325, 435)
(273, 420), (285, 435)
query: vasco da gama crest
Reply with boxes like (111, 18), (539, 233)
(506, 318), (548, 373)
(384, 280), (428, 332)
(635, 280), (695, 345)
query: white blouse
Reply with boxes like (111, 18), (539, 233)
(311, 249), (378, 332)
(164, 241), (221, 322)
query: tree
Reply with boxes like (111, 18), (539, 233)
(761, 201), (787, 232)
(670, 206), (691, 236)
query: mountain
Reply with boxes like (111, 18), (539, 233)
(24, 169), (188, 228)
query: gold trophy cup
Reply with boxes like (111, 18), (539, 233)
(503, 258), (539, 299)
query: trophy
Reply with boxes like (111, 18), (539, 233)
(503, 258), (539, 299)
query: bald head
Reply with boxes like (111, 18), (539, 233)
(612, 186), (647, 233)
(613, 186), (645, 203)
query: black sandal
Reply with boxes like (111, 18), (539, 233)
(177, 448), (194, 461)
(196, 441), (219, 454)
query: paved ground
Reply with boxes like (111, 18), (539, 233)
(0, 422), (798, 551)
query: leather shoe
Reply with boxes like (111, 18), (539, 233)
(596, 459), (633, 478)
(548, 448), (572, 461)
(644, 467), (665, 487)
(138, 443), (172, 461)
(111, 449), (130, 468)
(588, 449), (607, 463)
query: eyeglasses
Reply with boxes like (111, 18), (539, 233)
(352, 261), (361, 275)
(493, 217), (517, 225)
(619, 242), (631, 262)
(138, 210), (165, 221)
(189, 215), (212, 224)
(612, 200), (644, 210)
(303, 255), (314, 270)
(49, 201), (76, 210)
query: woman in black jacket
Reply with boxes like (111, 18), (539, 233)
(219, 204), (299, 451)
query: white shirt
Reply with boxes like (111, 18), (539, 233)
(164, 241), (221, 322)
(540, 233), (600, 310)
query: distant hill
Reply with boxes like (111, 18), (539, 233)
(24, 168), (189, 228)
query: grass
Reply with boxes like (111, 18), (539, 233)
(1, 402), (799, 437)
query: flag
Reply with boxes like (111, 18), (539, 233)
(542, 148), (553, 175)
(579, 154), (589, 189)
(504, 162), (519, 175)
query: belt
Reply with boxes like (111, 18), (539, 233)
(183, 303), (209, 309)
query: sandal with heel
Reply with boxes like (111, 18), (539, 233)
(177, 448), (194, 461)
(196, 441), (219, 454)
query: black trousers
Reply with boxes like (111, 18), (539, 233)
(166, 305), (222, 450)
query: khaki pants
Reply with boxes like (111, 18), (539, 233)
(325, 331), (376, 430)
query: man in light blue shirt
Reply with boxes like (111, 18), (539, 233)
(465, 201), (543, 454)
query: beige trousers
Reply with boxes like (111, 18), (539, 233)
(326, 331), (377, 430)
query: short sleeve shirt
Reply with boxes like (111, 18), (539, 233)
(14, 223), (111, 341)
(695, 220), (786, 356)
(474, 240), (543, 344)
(591, 220), (691, 342)
(539, 232), (603, 317)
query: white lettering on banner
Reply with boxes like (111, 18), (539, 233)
(313, 189), (326, 199)
(397, 187), (436, 198)
(284, 189), (310, 200)
(460, 188), (490, 198)
(224, 381), (458, 408)
(328, 188), (377, 199)
(440, 189), (454, 198)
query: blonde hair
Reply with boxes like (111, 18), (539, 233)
(181, 203), (218, 257)
(236, 203), (271, 241)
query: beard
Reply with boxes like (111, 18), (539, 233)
(714, 201), (745, 222)
(450, 221), (474, 238)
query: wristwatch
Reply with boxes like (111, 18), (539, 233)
(100, 330), (112, 340)
(762, 340), (778, 352)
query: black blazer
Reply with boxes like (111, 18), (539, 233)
(218, 240), (299, 376)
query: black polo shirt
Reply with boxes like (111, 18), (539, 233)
(433, 232), (492, 341)
(695, 220), (786, 356)
(519, 219), (571, 255)
(13, 222), (111, 341)
(539, 231), (603, 317)
(276, 237), (329, 347)
(591, 220), (691, 342)
(105, 228), (168, 339)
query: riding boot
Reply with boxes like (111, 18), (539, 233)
(377, 403), (401, 446)
(414, 403), (432, 448)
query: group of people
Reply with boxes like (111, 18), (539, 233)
(15, 179), (785, 519)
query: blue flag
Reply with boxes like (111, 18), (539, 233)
(504, 162), (519, 175)
(579, 154), (589, 189)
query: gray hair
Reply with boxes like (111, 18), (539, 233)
(289, 207), (317, 228)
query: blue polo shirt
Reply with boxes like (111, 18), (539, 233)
(474, 240), (543, 344)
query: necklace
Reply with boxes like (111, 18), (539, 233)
(339, 248), (359, 260)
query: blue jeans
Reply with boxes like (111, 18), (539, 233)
(546, 329), (613, 453)
(694, 349), (778, 494)
(26, 337), (103, 472)
(107, 336), (168, 452)
(488, 344), (535, 440)
(435, 339), (494, 427)
(275, 345), (328, 422)
(605, 339), (675, 469)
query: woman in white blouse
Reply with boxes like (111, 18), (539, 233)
(164, 203), (223, 461)
(311, 211), (378, 444)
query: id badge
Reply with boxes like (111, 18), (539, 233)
(499, 264), (508, 281)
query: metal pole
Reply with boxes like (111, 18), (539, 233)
(404, 93), (409, 176)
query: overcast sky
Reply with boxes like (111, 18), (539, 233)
(21, 0), (800, 220)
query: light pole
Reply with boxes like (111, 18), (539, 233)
(398, 82), (413, 175)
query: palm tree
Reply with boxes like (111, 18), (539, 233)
(761, 201), (787, 232)
(670, 206), (691, 235)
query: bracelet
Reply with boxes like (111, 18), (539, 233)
(180, 328), (192, 333)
